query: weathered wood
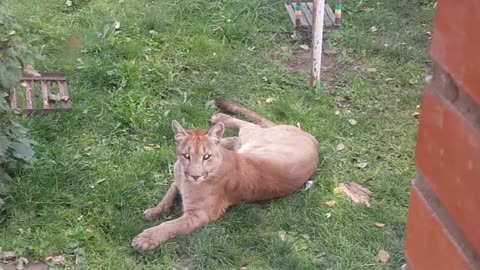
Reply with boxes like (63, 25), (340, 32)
(325, 3), (335, 27)
(40, 81), (51, 109)
(7, 72), (70, 114)
(285, 1), (335, 28)
(24, 80), (35, 110)
(310, 0), (325, 87)
(22, 72), (66, 81)
(9, 88), (18, 110)
(303, 2), (313, 26)
(56, 80), (71, 109)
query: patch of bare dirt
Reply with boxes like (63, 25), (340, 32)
(284, 42), (355, 90)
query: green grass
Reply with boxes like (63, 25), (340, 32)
(0, 0), (435, 269)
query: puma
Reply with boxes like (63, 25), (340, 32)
(132, 99), (319, 252)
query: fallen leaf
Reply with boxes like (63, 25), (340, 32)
(23, 65), (41, 77)
(312, 252), (327, 266)
(299, 44), (310, 50)
(325, 200), (336, 207)
(348, 119), (357, 126)
(81, 146), (91, 154)
(333, 187), (343, 195)
(337, 182), (372, 207)
(375, 223), (385, 228)
(256, 100), (262, 105)
(265, 97), (274, 103)
(16, 257), (28, 270)
(324, 213), (332, 219)
(354, 162), (368, 169)
(377, 250), (390, 264)
(278, 231), (286, 241)
(367, 67), (377, 73)
(412, 111), (420, 118)
(370, 26), (378, 32)
(113, 20), (121, 30)
(335, 110), (341, 115)
(296, 122), (301, 128)
(416, 104), (420, 109)
(145, 55), (153, 62)
(240, 267), (247, 270)
(95, 178), (106, 184)
(336, 143), (345, 151)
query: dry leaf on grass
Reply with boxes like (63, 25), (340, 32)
(367, 67), (377, 73)
(299, 44), (310, 50)
(337, 182), (372, 207)
(375, 223), (385, 228)
(377, 250), (390, 264)
(348, 119), (357, 126)
(411, 111), (420, 118)
(325, 200), (336, 207)
(325, 213), (332, 219)
(335, 110), (341, 115)
(354, 162), (368, 169)
(278, 231), (286, 241)
(265, 97), (274, 103)
(336, 143), (345, 151)
(113, 20), (121, 30)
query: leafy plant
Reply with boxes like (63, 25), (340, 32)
(0, 4), (36, 196)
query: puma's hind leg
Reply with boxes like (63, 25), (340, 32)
(220, 136), (239, 150)
(210, 113), (257, 129)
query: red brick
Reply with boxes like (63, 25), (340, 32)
(430, 0), (480, 104)
(405, 189), (472, 270)
(415, 88), (480, 253)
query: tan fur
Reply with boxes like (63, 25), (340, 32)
(132, 100), (319, 252)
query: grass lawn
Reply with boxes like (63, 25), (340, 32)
(1, 0), (435, 269)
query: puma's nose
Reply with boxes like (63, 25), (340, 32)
(191, 175), (200, 180)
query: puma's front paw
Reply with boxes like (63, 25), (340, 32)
(132, 229), (161, 252)
(143, 207), (164, 222)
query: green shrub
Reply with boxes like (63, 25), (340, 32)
(0, 4), (36, 212)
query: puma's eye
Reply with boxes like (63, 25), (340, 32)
(203, 154), (211, 160)
(182, 153), (190, 160)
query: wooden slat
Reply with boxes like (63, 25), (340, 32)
(22, 72), (66, 81)
(9, 88), (18, 110)
(56, 81), (71, 109)
(303, 3), (313, 26)
(40, 81), (51, 109)
(285, 1), (335, 28)
(297, 3), (309, 27)
(325, 3), (335, 27)
(285, 3), (296, 26)
(24, 80), (35, 110)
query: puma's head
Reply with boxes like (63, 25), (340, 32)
(171, 120), (225, 183)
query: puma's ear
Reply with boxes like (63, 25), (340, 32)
(172, 120), (187, 143)
(208, 122), (224, 143)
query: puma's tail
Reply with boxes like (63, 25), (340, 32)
(214, 99), (276, 128)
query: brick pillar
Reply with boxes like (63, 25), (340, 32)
(403, 0), (480, 269)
